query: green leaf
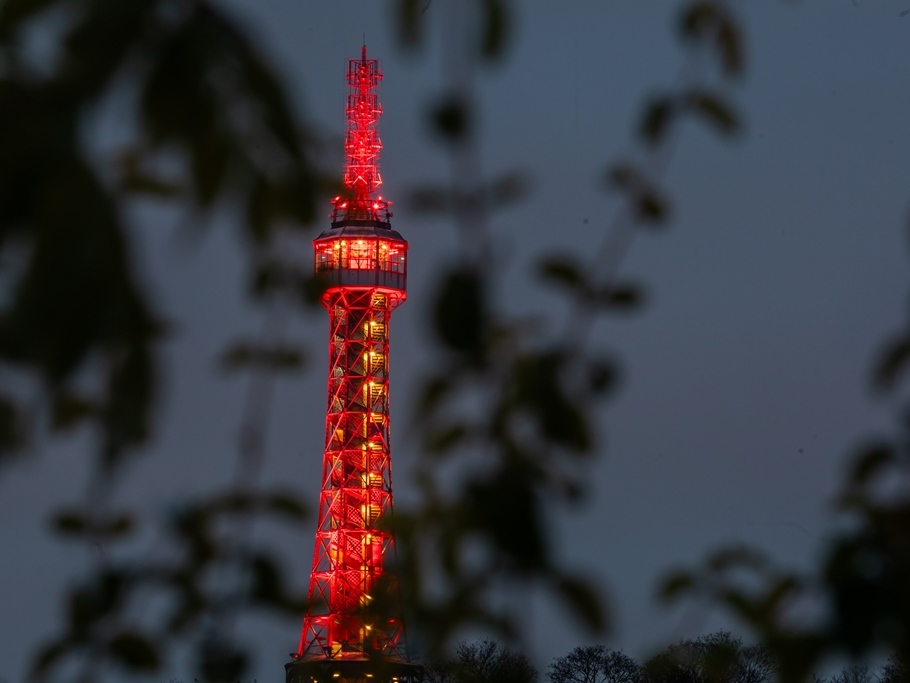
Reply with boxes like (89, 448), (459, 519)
(107, 630), (160, 671)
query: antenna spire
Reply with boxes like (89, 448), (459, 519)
(332, 44), (390, 223)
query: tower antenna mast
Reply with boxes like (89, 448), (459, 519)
(286, 46), (420, 683)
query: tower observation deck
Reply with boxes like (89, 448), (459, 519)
(286, 47), (421, 683)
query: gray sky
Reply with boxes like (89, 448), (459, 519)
(2, 1), (910, 680)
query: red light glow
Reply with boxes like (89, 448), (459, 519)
(331, 46), (391, 223)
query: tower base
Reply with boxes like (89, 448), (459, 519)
(285, 658), (423, 683)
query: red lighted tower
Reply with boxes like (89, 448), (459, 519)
(286, 47), (420, 683)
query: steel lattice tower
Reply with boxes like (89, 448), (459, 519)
(286, 47), (420, 683)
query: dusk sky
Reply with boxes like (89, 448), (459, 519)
(2, 1), (910, 681)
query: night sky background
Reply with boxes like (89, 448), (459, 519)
(2, 1), (910, 680)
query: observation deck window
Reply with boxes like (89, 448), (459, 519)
(315, 238), (407, 274)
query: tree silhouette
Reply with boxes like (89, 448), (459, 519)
(548, 645), (641, 683)
(642, 633), (773, 683)
(425, 640), (537, 683)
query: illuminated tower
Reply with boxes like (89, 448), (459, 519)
(286, 47), (420, 683)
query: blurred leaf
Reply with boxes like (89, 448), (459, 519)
(487, 170), (529, 207)
(467, 463), (546, 569)
(53, 509), (134, 540)
(191, 130), (230, 207)
(659, 571), (695, 601)
(553, 575), (608, 633)
(679, 1), (719, 40)
(640, 97), (675, 144)
(849, 443), (895, 486)
(427, 422), (471, 454)
(264, 491), (308, 523)
(299, 272), (331, 307)
(251, 259), (308, 299)
(538, 255), (586, 292)
(686, 89), (739, 135)
(396, 0), (423, 46)
(607, 164), (668, 226)
(873, 334), (910, 391)
(707, 546), (767, 572)
(106, 630), (160, 671)
(117, 150), (183, 198)
(51, 390), (96, 431)
(0, 395), (25, 455)
(68, 572), (125, 636)
(172, 507), (217, 564)
(716, 20), (744, 77)
(29, 637), (72, 679)
(103, 514), (135, 539)
(637, 190), (669, 224)
(0, 0), (63, 41)
(607, 162), (639, 190)
(52, 510), (88, 536)
(432, 267), (486, 362)
(220, 341), (305, 373)
(586, 358), (618, 396)
(409, 185), (451, 214)
(515, 352), (591, 453)
(250, 553), (283, 603)
(200, 639), (248, 683)
(165, 570), (207, 635)
(596, 283), (644, 310)
(432, 96), (469, 141)
(679, 2), (743, 78)
(480, 0), (508, 60)
(104, 341), (156, 462)
(417, 374), (454, 418)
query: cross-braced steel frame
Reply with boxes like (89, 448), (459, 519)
(298, 286), (407, 661)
